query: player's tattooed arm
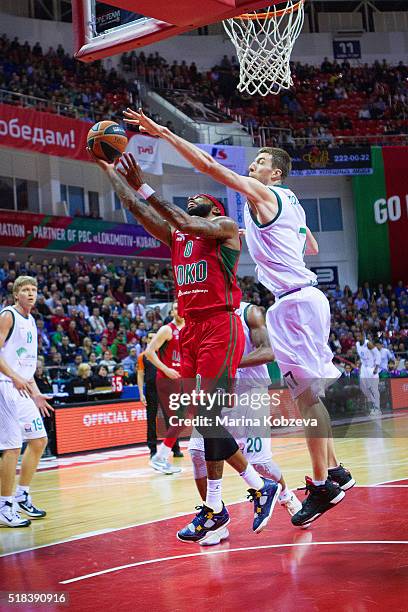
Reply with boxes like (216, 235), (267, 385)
(87, 148), (172, 246)
(117, 151), (238, 241)
(239, 305), (275, 368)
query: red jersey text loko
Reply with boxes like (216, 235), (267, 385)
(171, 231), (242, 318)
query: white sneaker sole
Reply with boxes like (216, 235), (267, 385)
(0, 517), (31, 528)
(149, 460), (181, 475)
(340, 478), (356, 491)
(177, 518), (231, 545)
(199, 527), (230, 546)
(254, 483), (282, 534)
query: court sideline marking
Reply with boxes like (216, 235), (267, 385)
(61, 540), (408, 584)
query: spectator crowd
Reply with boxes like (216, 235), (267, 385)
(0, 34), (406, 149)
(121, 50), (407, 147)
(0, 253), (407, 392)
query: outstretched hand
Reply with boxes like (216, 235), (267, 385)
(86, 147), (117, 171)
(116, 152), (144, 191)
(123, 107), (164, 137)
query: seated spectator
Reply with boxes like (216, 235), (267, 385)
(65, 363), (93, 400)
(99, 349), (117, 373)
(36, 319), (51, 351)
(380, 359), (400, 378)
(50, 306), (70, 331)
(81, 336), (94, 361)
(67, 319), (82, 346)
(48, 352), (69, 382)
(398, 359), (408, 376)
(58, 336), (76, 364)
(122, 347), (138, 374)
(127, 297), (146, 319)
(88, 352), (99, 372)
(91, 365), (111, 388)
(354, 288), (368, 311)
(113, 364), (125, 388)
(95, 336), (109, 357)
(67, 354), (84, 376)
(126, 362), (139, 386)
(34, 361), (53, 394)
(102, 320), (117, 345)
(88, 307), (106, 337)
(110, 329), (128, 361)
(51, 323), (64, 347)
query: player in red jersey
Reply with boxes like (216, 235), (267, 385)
(89, 149), (283, 544)
(145, 301), (185, 474)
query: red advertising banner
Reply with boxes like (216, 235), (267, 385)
(390, 378), (408, 410)
(55, 400), (148, 454)
(0, 103), (91, 161)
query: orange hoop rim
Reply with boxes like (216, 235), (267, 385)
(236, 0), (304, 20)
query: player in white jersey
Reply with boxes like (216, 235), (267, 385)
(188, 302), (301, 544)
(125, 109), (355, 528)
(356, 335), (382, 415)
(0, 276), (53, 527)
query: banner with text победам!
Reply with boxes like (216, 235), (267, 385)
(352, 146), (408, 285)
(0, 103), (91, 160)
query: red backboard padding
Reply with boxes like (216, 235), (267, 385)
(100, 1), (274, 27)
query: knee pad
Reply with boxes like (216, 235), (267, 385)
(204, 436), (239, 462)
(189, 449), (208, 479)
(251, 460), (282, 482)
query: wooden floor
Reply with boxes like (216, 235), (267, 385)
(1, 414), (407, 557)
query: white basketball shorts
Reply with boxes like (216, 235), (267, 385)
(266, 286), (341, 400)
(0, 381), (46, 450)
(188, 428), (272, 464)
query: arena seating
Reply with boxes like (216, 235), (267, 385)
(0, 253), (406, 383)
(1, 35), (406, 147)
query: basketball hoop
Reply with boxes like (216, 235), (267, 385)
(223, 0), (305, 96)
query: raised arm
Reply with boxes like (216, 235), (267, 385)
(123, 109), (271, 204)
(87, 149), (171, 246)
(118, 153), (239, 242)
(144, 326), (181, 380)
(239, 305), (275, 369)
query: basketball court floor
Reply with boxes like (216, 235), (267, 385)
(1, 414), (407, 611)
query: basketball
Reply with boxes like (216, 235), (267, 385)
(87, 120), (128, 162)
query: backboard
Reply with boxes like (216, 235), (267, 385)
(72, 0), (276, 62)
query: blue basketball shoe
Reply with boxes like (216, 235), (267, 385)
(247, 479), (282, 533)
(177, 503), (230, 545)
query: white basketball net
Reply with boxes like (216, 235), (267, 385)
(223, 0), (305, 96)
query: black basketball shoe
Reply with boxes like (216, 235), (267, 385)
(291, 477), (345, 527)
(328, 464), (355, 491)
(16, 492), (46, 519)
